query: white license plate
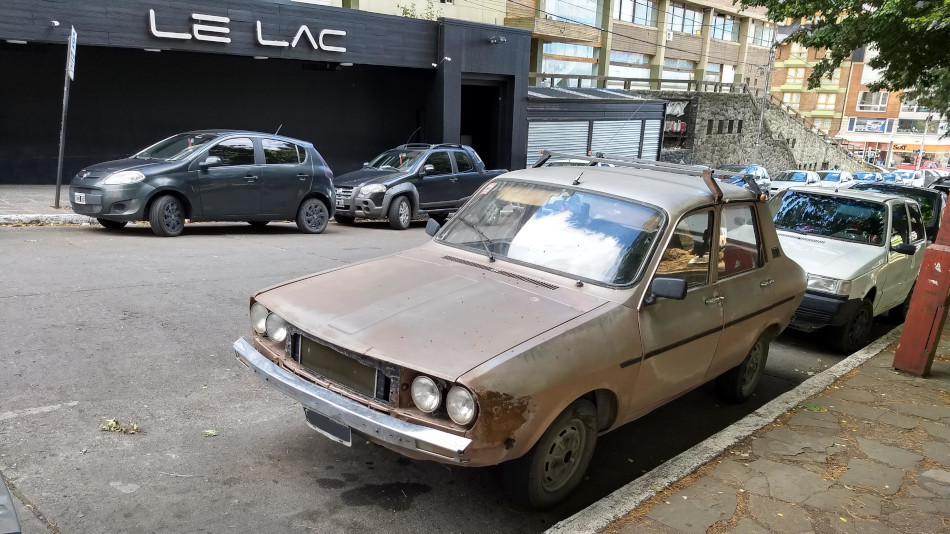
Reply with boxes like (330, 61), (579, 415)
(74, 192), (86, 204)
(336, 198), (344, 208)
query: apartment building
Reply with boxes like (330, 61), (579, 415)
(770, 41), (851, 136)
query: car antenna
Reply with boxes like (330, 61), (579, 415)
(275, 124), (283, 135)
(573, 172), (583, 185)
(405, 126), (422, 145)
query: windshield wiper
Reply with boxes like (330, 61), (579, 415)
(456, 217), (495, 262)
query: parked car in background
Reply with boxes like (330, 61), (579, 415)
(768, 170), (820, 196)
(714, 164), (771, 196)
(854, 171), (883, 182)
(69, 130), (335, 237)
(881, 172), (900, 183)
(235, 156), (806, 510)
(851, 182), (947, 241)
(894, 170), (917, 185)
(816, 170), (856, 189)
(770, 188), (926, 353)
(332, 143), (507, 230)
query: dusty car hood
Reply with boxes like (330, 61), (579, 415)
(777, 231), (884, 279)
(333, 168), (407, 187)
(254, 250), (609, 381)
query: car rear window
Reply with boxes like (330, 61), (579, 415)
(773, 190), (886, 245)
(263, 139), (301, 164)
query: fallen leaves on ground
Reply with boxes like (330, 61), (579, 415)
(101, 418), (140, 434)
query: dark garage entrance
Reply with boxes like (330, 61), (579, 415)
(460, 80), (507, 171)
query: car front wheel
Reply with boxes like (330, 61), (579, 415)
(148, 195), (184, 237)
(831, 299), (873, 354)
(387, 196), (411, 230)
(502, 398), (597, 510)
(716, 334), (769, 403)
(97, 218), (127, 230)
(296, 198), (329, 234)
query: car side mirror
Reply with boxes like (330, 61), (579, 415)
(362, 162), (369, 168)
(645, 277), (688, 305)
(200, 156), (222, 169)
(425, 218), (441, 236)
(892, 242), (916, 255)
(420, 164), (435, 176)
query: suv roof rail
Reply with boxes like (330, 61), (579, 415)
(397, 143), (435, 149)
(432, 143), (465, 149)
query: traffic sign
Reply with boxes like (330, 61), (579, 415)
(67, 26), (77, 81)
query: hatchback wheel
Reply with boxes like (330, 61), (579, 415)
(148, 195), (184, 237)
(388, 196), (411, 230)
(97, 218), (127, 230)
(716, 335), (769, 403)
(296, 198), (328, 234)
(831, 299), (873, 354)
(502, 399), (597, 510)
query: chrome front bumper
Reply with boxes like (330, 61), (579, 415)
(233, 338), (472, 462)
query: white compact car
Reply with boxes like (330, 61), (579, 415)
(816, 170), (856, 189)
(769, 170), (821, 196)
(770, 187), (926, 353)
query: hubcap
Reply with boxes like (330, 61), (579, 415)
(849, 308), (871, 345)
(398, 201), (410, 226)
(540, 420), (587, 492)
(306, 203), (326, 230)
(163, 202), (182, 232)
(741, 342), (763, 394)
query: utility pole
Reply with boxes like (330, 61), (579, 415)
(753, 21), (799, 162)
(916, 114), (932, 171)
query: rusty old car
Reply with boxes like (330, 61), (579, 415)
(233, 155), (807, 509)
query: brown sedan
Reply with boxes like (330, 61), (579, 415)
(234, 159), (806, 509)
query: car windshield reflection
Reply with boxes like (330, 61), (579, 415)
(134, 133), (220, 161)
(436, 180), (664, 286)
(773, 190), (886, 245)
(774, 171), (809, 182)
(367, 149), (426, 171)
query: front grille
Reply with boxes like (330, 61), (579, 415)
(72, 204), (101, 214)
(294, 334), (398, 405)
(336, 186), (354, 198)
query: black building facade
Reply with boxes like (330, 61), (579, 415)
(0, 0), (531, 183)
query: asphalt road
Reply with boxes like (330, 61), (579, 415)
(0, 221), (891, 533)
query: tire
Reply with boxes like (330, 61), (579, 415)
(296, 198), (329, 234)
(502, 399), (597, 510)
(831, 299), (874, 354)
(716, 335), (769, 403)
(247, 220), (269, 228)
(96, 218), (127, 230)
(334, 214), (356, 225)
(148, 195), (185, 237)
(387, 196), (412, 230)
(428, 213), (448, 225)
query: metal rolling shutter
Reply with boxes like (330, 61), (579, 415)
(640, 119), (662, 160)
(526, 121), (590, 166)
(591, 120), (643, 159)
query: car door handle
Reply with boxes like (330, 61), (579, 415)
(245, 175), (258, 182)
(704, 296), (724, 304)
(449, 177), (459, 182)
(297, 173), (309, 180)
(759, 278), (775, 287)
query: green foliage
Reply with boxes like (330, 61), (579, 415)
(396, 0), (442, 20)
(740, 0), (950, 122)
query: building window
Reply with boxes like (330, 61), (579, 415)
(813, 118), (832, 132)
(816, 93), (836, 111)
(789, 42), (807, 59)
(783, 92), (801, 109)
(897, 118), (940, 134)
(542, 43), (598, 88)
(824, 69), (840, 85)
(737, 120), (743, 133)
(856, 91), (889, 112)
(707, 120), (714, 135)
(662, 57), (696, 89)
(704, 63), (722, 83)
(786, 68), (805, 84)
(900, 99), (930, 113)
(751, 24), (773, 46)
(728, 120), (734, 133)
(607, 51), (652, 88)
(711, 14), (739, 42)
(666, 3), (703, 35)
(614, 0), (658, 27)
(718, 120), (725, 133)
(547, 0), (598, 25)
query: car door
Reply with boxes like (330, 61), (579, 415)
(452, 150), (483, 200)
(260, 138), (311, 217)
(877, 201), (916, 312)
(198, 136), (261, 218)
(415, 151), (457, 208)
(706, 203), (774, 379)
(633, 209), (723, 413)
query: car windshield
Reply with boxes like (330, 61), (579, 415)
(819, 171), (845, 182)
(773, 190), (886, 245)
(366, 149), (426, 171)
(774, 171), (809, 182)
(854, 172), (877, 181)
(882, 173), (898, 182)
(134, 133), (220, 161)
(852, 185), (939, 226)
(436, 180), (664, 286)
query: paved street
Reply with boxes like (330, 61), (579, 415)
(0, 221), (887, 533)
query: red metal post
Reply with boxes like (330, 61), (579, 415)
(893, 205), (950, 376)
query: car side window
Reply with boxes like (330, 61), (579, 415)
(890, 204), (910, 246)
(425, 151), (453, 175)
(295, 144), (309, 164)
(209, 138), (255, 166)
(656, 210), (714, 288)
(453, 151), (474, 172)
(262, 139), (299, 164)
(907, 203), (926, 243)
(719, 204), (761, 278)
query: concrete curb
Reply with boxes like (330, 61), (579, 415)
(545, 325), (903, 534)
(0, 214), (94, 225)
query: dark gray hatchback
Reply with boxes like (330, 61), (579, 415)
(69, 130), (335, 237)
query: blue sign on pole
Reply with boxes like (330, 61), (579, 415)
(67, 26), (77, 81)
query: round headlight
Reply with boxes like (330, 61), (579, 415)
(102, 170), (146, 185)
(446, 386), (477, 425)
(265, 313), (289, 343)
(411, 376), (441, 413)
(357, 184), (386, 197)
(250, 303), (269, 334)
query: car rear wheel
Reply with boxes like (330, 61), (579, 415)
(388, 196), (411, 230)
(333, 214), (356, 225)
(831, 299), (873, 354)
(247, 220), (269, 228)
(296, 198), (329, 234)
(716, 335), (769, 403)
(502, 398), (597, 510)
(148, 195), (184, 237)
(97, 218), (127, 230)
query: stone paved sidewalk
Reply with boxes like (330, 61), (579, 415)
(603, 336), (950, 534)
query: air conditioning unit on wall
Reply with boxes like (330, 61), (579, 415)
(667, 31), (674, 41)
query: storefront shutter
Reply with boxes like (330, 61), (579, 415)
(640, 119), (662, 160)
(591, 120), (643, 159)
(526, 121), (590, 165)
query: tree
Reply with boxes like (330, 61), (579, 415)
(739, 0), (950, 122)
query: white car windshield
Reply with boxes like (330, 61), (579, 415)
(774, 171), (809, 182)
(819, 171), (846, 182)
(772, 190), (886, 245)
(436, 180), (664, 286)
(367, 149), (426, 171)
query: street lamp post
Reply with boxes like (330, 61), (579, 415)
(916, 114), (932, 171)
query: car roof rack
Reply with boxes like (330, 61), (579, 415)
(397, 143), (436, 149)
